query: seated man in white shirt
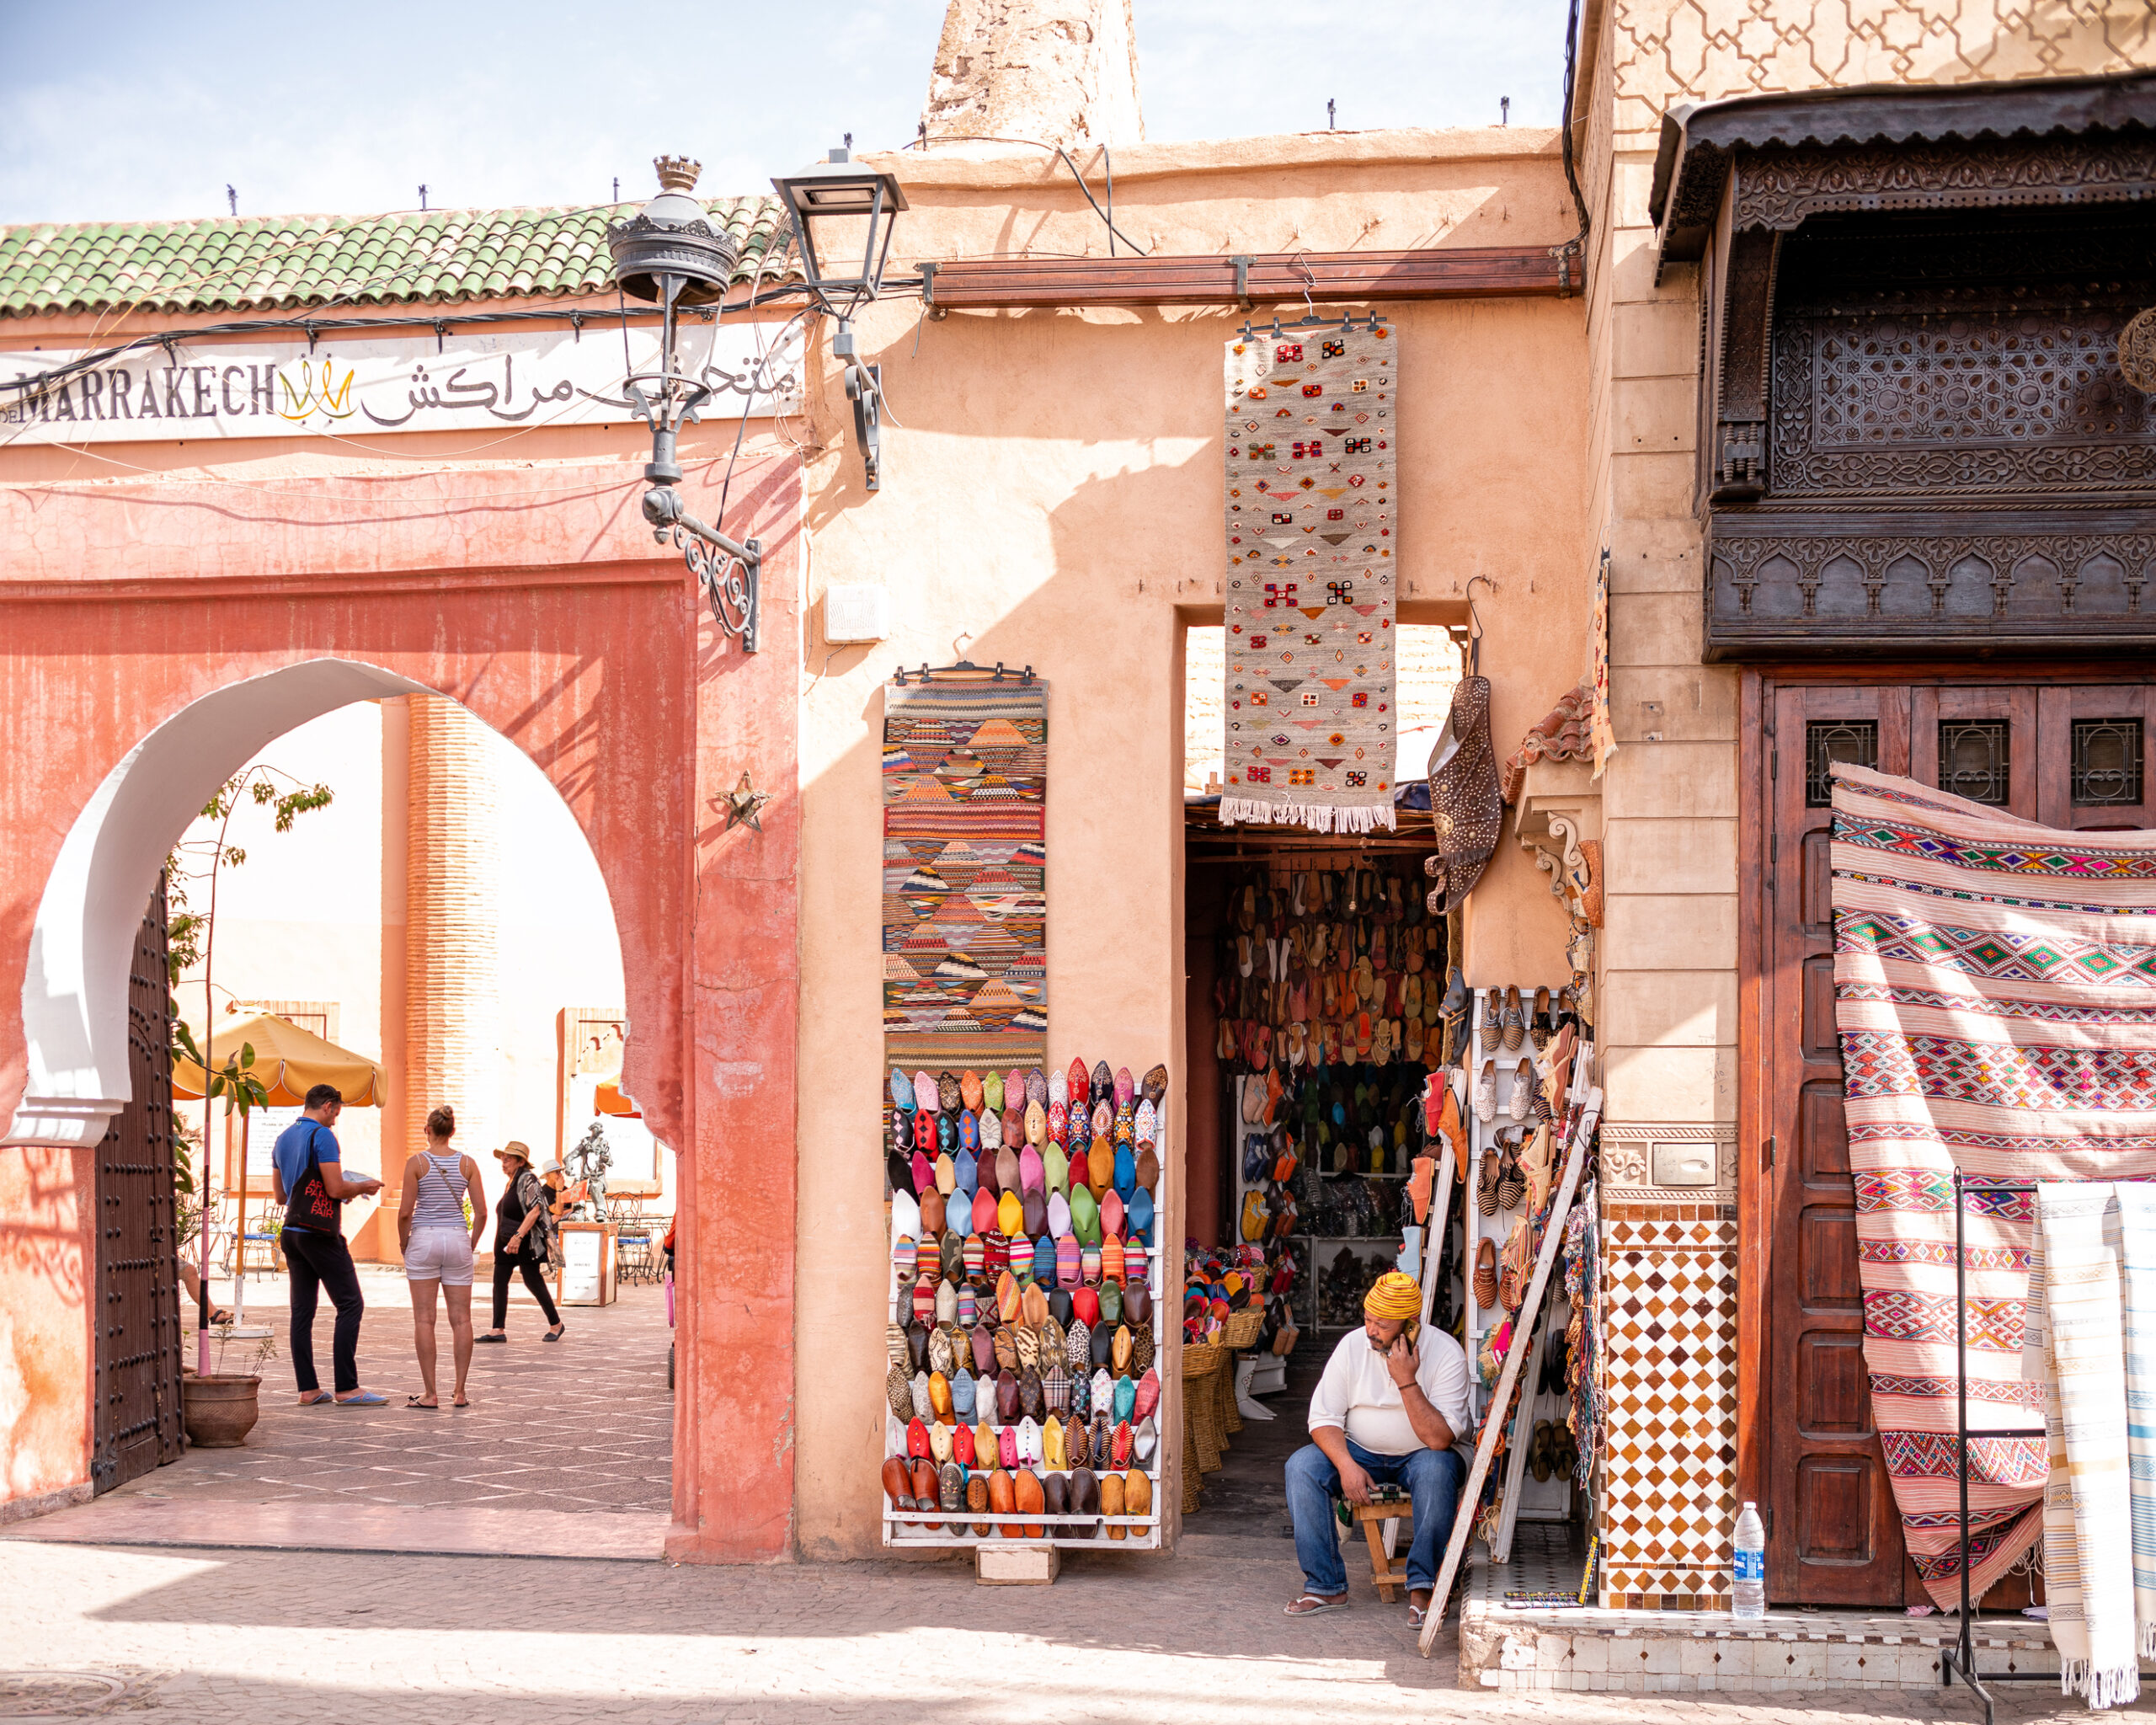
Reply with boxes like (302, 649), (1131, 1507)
(1283, 1269), (1471, 1627)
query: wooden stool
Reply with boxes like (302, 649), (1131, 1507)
(1353, 1500), (1414, 1602)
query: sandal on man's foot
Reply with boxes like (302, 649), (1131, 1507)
(1284, 1592), (1348, 1617)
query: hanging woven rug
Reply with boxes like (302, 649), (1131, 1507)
(882, 674), (1049, 1084)
(1220, 319), (1397, 834)
(1829, 761), (2156, 1610)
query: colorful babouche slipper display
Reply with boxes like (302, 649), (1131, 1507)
(884, 1058), (1169, 1544)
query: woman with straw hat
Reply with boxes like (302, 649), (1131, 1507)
(476, 1140), (566, 1344)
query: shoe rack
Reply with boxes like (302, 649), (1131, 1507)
(882, 1066), (1169, 1551)
(1460, 986), (1578, 1529)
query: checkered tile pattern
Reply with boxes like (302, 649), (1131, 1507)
(1598, 1202), (1738, 1610)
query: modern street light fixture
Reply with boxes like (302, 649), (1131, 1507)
(770, 147), (909, 491)
(607, 156), (764, 651)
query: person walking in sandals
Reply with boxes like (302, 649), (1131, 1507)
(476, 1140), (566, 1344)
(272, 1083), (386, 1407)
(398, 1105), (488, 1409)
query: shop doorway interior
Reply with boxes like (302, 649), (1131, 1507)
(1173, 622), (1589, 1561)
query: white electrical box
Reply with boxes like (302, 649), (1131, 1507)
(824, 584), (890, 644)
(1652, 1140), (1718, 1187)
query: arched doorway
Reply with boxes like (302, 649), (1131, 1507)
(0, 526), (801, 1561)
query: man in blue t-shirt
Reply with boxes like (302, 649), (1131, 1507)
(270, 1084), (385, 1406)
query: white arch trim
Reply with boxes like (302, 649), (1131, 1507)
(7, 660), (434, 1148)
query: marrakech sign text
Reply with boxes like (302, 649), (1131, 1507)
(1, 321), (802, 446)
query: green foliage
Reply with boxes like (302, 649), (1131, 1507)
(173, 1013), (270, 1118)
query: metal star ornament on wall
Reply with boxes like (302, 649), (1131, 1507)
(722, 771), (771, 833)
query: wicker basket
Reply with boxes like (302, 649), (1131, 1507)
(1185, 1341), (1227, 1472)
(1222, 1307), (1265, 1350)
(1181, 1409), (1203, 1514)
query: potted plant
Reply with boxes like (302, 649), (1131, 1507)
(181, 1321), (276, 1448)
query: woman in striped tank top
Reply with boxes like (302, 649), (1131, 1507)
(397, 1104), (487, 1408)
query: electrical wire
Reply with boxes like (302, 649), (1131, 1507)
(1557, 0), (1593, 278)
(903, 133), (1150, 256)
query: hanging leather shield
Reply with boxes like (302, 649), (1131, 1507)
(1424, 674), (1502, 913)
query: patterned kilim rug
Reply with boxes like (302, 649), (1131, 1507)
(1831, 761), (2156, 1610)
(1219, 320), (1397, 834)
(883, 676), (1049, 1080)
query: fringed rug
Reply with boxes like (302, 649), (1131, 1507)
(1219, 320), (1397, 834)
(2024, 1183), (2146, 1706)
(1830, 761), (2156, 1610)
(883, 676), (1048, 1079)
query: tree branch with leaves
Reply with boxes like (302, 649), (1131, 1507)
(166, 766), (334, 1370)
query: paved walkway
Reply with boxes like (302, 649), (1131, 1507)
(164, 1271), (672, 1514)
(0, 1537), (2137, 1724)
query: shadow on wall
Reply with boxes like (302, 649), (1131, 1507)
(0, 1146), (90, 1503)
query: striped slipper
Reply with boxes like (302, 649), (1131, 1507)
(1101, 1236), (1126, 1285)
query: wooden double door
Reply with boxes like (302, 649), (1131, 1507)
(1748, 673), (2156, 1605)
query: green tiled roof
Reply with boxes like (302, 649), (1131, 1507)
(0, 197), (793, 318)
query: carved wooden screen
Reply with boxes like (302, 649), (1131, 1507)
(1704, 195), (2156, 658)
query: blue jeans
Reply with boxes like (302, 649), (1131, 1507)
(1285, 1438), (1467, 1597)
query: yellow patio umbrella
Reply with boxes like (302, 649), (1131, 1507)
(172, 1010), (384, 1107)
(174, 1010), (386, 1329)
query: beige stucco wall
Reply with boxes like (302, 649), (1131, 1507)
(790, 128), (1594, 1557)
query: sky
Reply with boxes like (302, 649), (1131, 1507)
(0, 1), (1571, 226)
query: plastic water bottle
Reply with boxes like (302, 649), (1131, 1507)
(1732, 1501), (1766, 1619)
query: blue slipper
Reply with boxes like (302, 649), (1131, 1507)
(336, 1391), (387, 1407)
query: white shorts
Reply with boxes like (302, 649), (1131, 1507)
(404, 1226), (474, 1286)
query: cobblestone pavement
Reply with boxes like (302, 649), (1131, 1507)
(1, 1537), (2145, 1724)
(157, 1272), (671, 1514)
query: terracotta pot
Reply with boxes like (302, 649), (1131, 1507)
(181, 1374), (261, 1448)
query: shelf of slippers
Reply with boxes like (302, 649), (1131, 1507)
(1457, 991), (1593, 1525)
(1209, 863), (1450, 1077)
(881, 1057), (1169, 1551)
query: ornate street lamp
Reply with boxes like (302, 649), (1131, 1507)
(771, 148), (908, 491)
(608, 157), (763, 651)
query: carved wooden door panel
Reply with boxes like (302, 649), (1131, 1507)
(2037, 688), (2156, 832)
(1763, 683), (1911, 1604)
(93, 880), (184, 1493)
